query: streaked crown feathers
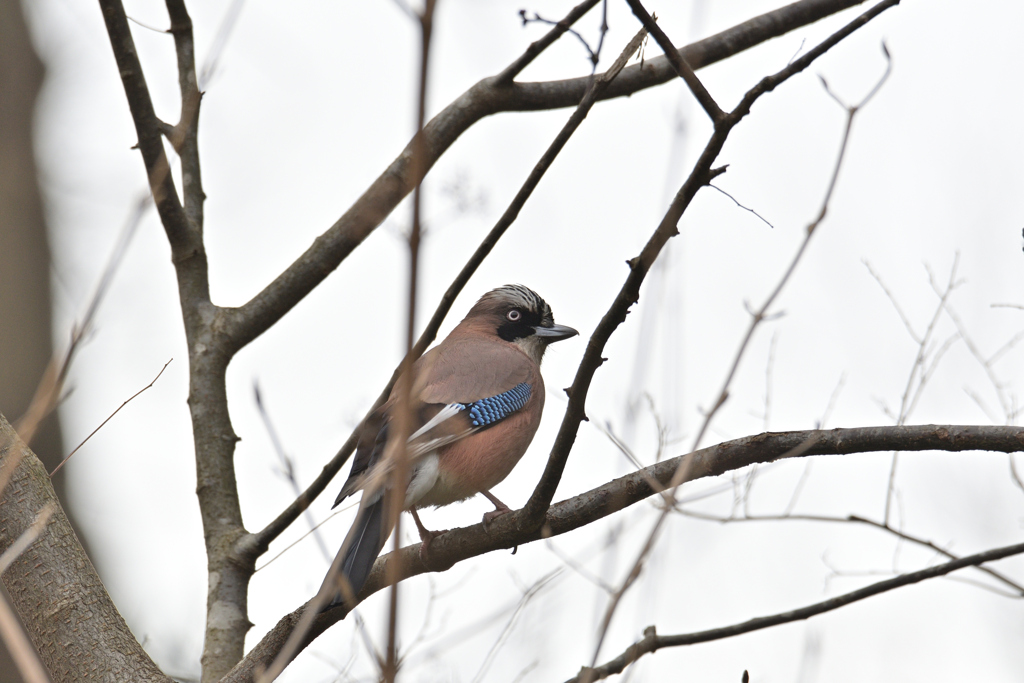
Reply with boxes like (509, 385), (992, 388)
(472, 284), (555, 327)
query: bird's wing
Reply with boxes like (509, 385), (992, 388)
(332, 340), (538, 507)
(404, 337), (538, 452)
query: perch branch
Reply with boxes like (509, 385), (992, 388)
(223, 422), (1010, 680)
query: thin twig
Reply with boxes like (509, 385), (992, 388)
(254, 503), (355, 572)
(590, 511), (668, 668)
(126, 15), (166, 32)
(762, 332), (779, 430)
(519, 10), (600, 68)
(819, 372), (846, 428)
(864, 260), (922, 343)
(16, 194), (150, 446)
(253, 382), (332, 563)
(691, 42), (892, 453)
(470, 569), (562, 683)
(546, 540), (615, 593)
(930, 271), (1014, 423)
(0, 590), (51, 683)
(708, 183), (775, 229)
(590, 420), (668, 497)
(683, 509), (1024, 595)
(881, 259), (960, 525)
(626, 0), (725, 123)
(987, 329), (1024, 366)
(382, 4), (437, 680)
(197, 0), (246, 89)
(782, 461), (813, 516)
(50, 359), (172, 477)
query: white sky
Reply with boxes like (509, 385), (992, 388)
(22, 0), (1024, 681)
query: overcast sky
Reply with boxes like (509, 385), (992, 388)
(22, 1), (1024, 681)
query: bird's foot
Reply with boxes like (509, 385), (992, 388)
(412, 509), (450, 567)
(418, 525), (447, 551)
(417, 526), (451, 569)
(481, 490), (513, 533)
(482, 505), (511, 532)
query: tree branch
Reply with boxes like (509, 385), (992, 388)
(164, 0), (206, 233)
(0, 415), (173, 683)
(97, 3), (249, 678)
(523, 0), (900, 528)
(690, 37), (891, 454)
(681, 511), (1024, 596)
(570, 539), (1024, 683)
(496, 0), (601, 84)
(223, 423), (1017, 680)
(625, 0), (725, 123)
(221, 0), (877, 354)
(97, 0), (207, 286)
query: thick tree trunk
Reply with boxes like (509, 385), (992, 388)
(0, 415), (172, 683)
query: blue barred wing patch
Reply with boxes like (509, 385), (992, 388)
(458, 383), (532, 427)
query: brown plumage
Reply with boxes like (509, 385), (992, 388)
(319, 285), (577, 613)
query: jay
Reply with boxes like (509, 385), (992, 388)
(320, 284), (577, 613)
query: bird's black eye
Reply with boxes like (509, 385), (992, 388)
(507, 309), (522, 322)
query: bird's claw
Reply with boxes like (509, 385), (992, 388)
(482, 507), (511, 532)
(418, 527), (449, 567)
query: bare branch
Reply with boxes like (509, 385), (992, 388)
(526, 0), (898, 547)
(708, 183), (775, 229)
(98, 0), (203, 269)
(223, 422), (1015, 680)
(884, 258), (960, 526)
(683, 510), (1024, 596)
(164, 0), (205, 230)
(576, 17), (896, 669)
(501, 1), (602, 83)
(569, 538), (1024, 683)
(625, 0), (725, 123)
(49, 359), (172, 478)
(15, 193), (149, 446)
(691, 40), (893, 452)
(253, 382), (332, 563)
(222, 0), (880, 354)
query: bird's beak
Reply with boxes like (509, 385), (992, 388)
(533, 323), (579, 342)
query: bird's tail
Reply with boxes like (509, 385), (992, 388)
(319, 496), (389, 614)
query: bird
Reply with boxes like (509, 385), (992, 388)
(318, 284), (578, 613)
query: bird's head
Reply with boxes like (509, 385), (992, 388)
(465, 284), (578, 363)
